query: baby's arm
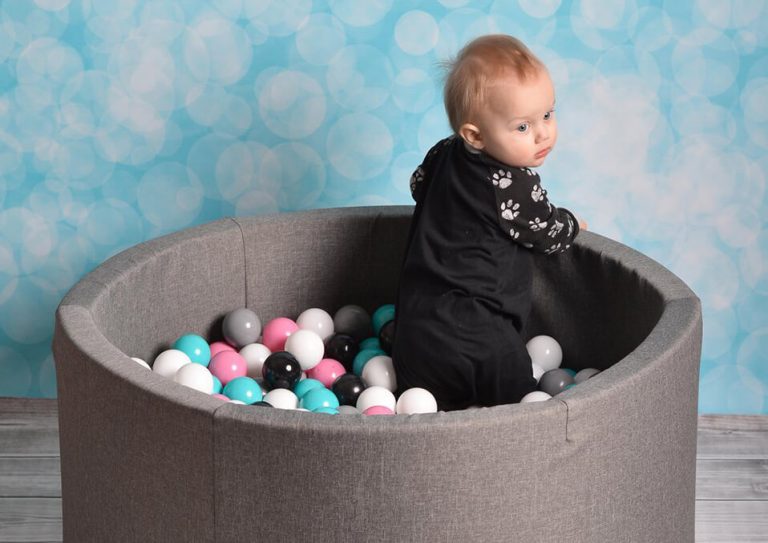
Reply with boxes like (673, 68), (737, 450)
(491, 167), (580, 255)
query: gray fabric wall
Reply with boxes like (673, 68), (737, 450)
(53, 206), (701, 542)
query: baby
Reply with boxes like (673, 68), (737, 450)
(392, 35), (584, 411)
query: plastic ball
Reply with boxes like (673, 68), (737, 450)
(324, 333), (359, 372)
(331, 374), (367, 406)
(152, 349), (191, 379)
(526, 335), (563, 372)
(538, 369), (575, 396)
(239, 343), (272, 380)
(223, 376), (263, 405)
(131, 357), (151, 370)
(261, 351), (302, 390)
(361, 355), (397, 392)
(284, 329), (325, 371)
(337, 405), (361, 415)
(208, 351), (247, 385)
(395, 387), (437, 414)
(363, 406), (394, 416)
(352, 348), (386, 376)
(356, 386), (396, 413)
(212, 376), (223, 394)
(262, 317), (299, 352)
(314, 407), (339, 415)
(520, 391), (552, 403)
(371, 304), (396, 336)
(222, 308), (262, 348)
(293, 378), (325, 399)
(212, 394), (229, 401)
(575, 368), (601, 383)
(300, 387), (340, 411)
(174, 363), (214, 394)
(563, 368), (576, 377)
(297, 308), (335, 341)
(253, 401), (274, 408)
(359, 337), (381, 351)
(263, 388), (299, 409)
(172, 334), (211, 366)
(306, 358), (346, 388)
(230, 400), (245, 405)
(532, 362), (545, 383)
(333, 304), (372, 341)
(378, 319), (395, 355)
(210, 341), (236, 358)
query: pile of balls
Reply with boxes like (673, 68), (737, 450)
(132, 303), (601, 414)
(131, 304), (439, 416)
(521, 335), (601, 403)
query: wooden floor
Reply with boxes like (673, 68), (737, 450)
(0, 399), (766, 542)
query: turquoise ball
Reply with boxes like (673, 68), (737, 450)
(300, 387), (339, 411)
(173, 334), (211, 366)
(359, 337), (381, 350)
(223, 376), (263, 405)
(294, 378), (325, 399)
(563, 368), (577, 377)
(212, 376), (223, 395)
(371, 304), (396, 336)
(353, 348), (386, 376)
(314, 407), (339, 415)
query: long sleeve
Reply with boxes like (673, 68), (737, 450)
(410, 137), (454, 204)
(489, 166), (579, 255)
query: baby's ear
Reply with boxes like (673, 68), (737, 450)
(459, 123), (484, 150)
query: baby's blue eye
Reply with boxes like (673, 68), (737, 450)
(544, 109), (555, 120)
(517, 123), (529, 133)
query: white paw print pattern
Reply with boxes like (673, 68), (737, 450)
(544, 243), (562, 255)
(509, 228), (520, 240)
(491, 169), (513, 189)
(529, 217), (548, 231)
(548, 219), (564, 238)
(531, 184), (545, 202)
(519, 167), (535, 176)
(567, 215), (574, 236)
(410, 166), (424, 194)
(500, 199), (520, 221)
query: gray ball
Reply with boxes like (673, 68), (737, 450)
(333, 304), (372, 341)
(222, 308), (262, 348)
(574, 368), (601, 383)
(539, 368), (575, 396)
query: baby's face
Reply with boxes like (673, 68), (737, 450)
(474, 69), (557, 168)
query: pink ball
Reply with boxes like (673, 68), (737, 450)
(262, 317), (299, 352)
(306, 358), (347, 388)
(210, 341), (236, 358)
(208, 351), (247, 385)
(212, 394), (229, 401)
(363, 405), (394, 416)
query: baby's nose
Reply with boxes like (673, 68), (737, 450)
(535, 124), (550, 142)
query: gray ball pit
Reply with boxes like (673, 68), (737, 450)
(53, 206), (702, 542)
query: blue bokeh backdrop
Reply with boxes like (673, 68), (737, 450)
(0, 0), (766, 413)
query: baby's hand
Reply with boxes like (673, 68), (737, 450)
(577, 216), (588, 231)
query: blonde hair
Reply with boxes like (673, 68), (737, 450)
(443, 35), (544, 134)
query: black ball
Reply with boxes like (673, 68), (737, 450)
(333, 304), (372, 342)
(378, 319), (395, 355)
(262, 351), (302, 390)
(324, 333), (359, 372)
(331, 374), (367, 406)
(252, 401), (273, 408)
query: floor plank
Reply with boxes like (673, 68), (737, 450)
(695, 501), (768, 543)
(0, 400), (59, 458)
(0, 498), (61, 543)
(0, 457), (61, 498)
(696, 459), (768, 501)
(697, 415), (768, 460)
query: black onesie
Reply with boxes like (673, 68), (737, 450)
(392, 135), (580, 411)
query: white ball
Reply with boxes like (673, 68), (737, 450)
(152, 349), (191, 378)
(264, 388), (299, 410)
(526, 335), (563, 372)
(296, 307), (335, 341)
(396, 388), (437, 414)
(337, 405), (361, 415)
(131, 357), (151, 370)
(174, 363), (214, 394)
(575, 368), (601, 383)
(239, 343), (271, 379)
(361, 355), (397, 392)
(284, 329), (325, 371)
(532, 362), (545, 383)
(520, 391), (552, 403)
(356, 386), (396, 413)
(230, 400), (245, 405)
